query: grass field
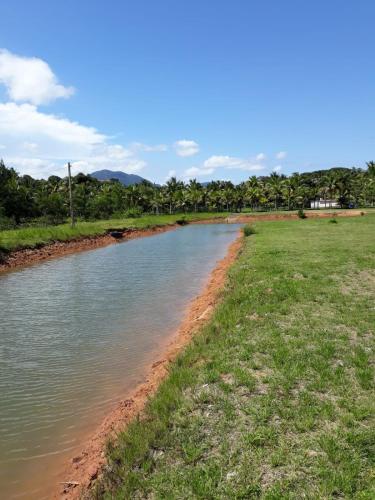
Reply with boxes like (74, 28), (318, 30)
(96, 215), (375, 499)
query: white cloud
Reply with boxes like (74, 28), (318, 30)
(204, 155), (239, 169)
(22, 142), (38, 152)
(203, 155), (264, 172)
(276, 151), (287, 160)
(0, 102), (146, 178)
(0, 49), (74, 105)
(4, 157), (58, 177)
(174, 139), (199, 157)
(106, 144), (133, 160)
(0, 49), (277, 182)
(0, 50), (152, 178)
(273, 165), (282, 173)
(182, 154), (265, 179)
(0, 102), (105, 149)
(184, 166), (215, 178)
(131, 142), (168, 153)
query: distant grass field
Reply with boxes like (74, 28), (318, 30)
(96, 214), (375, 499)
(0, 213), (228, 253)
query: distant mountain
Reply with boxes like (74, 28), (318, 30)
(91, 169), (149, 186)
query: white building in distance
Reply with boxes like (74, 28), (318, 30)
(310, 198), (340, 209)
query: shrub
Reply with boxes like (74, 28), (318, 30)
(297, 209), (307, 219)
(176, 217), (189, 225)
(0, 249), (8, 263)
(329, 218), (338, 224)
(0, 215), (16, 230)
(38, 214), (67, 226)
(123, 208), (142, 218)
(243, 224), (256, 236)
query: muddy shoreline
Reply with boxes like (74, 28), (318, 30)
(0, 224), (178, 273)
(0, 210), (365, 273)
(57, 232), (243, 499)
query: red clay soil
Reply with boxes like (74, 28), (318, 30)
(57, 234), (243, 499)
(0, 224), (177, 273)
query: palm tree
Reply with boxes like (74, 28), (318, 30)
(268, 172), (285, 210)
(282, 178), (293, 211)
(220, 182), (235, 212)
(245, 176), (261, 210)
(336, 171), (351, 207)
(150, 188), (163, 215)
(206, 182), (222, 211)
(165, 177), (184, 214)
(366, 161), (375, 178)
(318, 176), (330, 208)
(290, 173), (306, 209)
(325, 172), (338, 208)
(187, 179), (202, 212)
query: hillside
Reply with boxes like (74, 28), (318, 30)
(91, 169), (149, 186)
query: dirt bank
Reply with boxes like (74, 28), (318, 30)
(0, 224), (177, 273)
(57, 233), (244, 499)
(193, 209), (367, 224)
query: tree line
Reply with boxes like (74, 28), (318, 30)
(0, 159), (374, 228)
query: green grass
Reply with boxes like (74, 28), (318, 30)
(95, 214), (375, 499)
(0, 213), (227, 253)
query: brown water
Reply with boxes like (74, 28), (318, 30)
(0, 224), (241, 499)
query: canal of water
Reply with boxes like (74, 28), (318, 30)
(0, 224), (241, 498)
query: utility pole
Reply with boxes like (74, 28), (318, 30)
(67, 162), (75, 227)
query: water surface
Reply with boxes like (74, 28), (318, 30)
(0, 224), (241, 499)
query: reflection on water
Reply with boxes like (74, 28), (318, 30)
(0, 224), (241, 499)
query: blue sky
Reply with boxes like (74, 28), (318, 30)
(0, 0), (374, 183)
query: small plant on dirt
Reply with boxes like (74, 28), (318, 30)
(329, 218), (338, 224)
(0, 249), (9, 263)
(176, 216), (189, 225)
(361, 211), (365, 216)
(243, 224), (256, 236)
(297, 209), (307, 219)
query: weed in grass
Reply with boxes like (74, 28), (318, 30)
(243, 224), (256, 236)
